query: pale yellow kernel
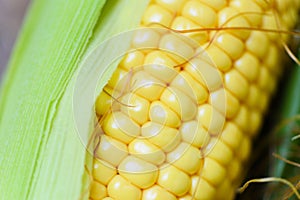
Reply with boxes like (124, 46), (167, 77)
(142, 4), (174, 27)
(131, 28), (161, 49)
(156, 0), (187, 12)
(120, 92), (150, 125)
(218, 7), (251, 40)
(128, 138), (166, 165)
(230, 0), (263, 26)
(187, 57), (223, 91)
(102, 111), (140, 144)
(171, 71), (208, 104)
(178, 195), (193, 200)
(93, 159), (117, 185)
(182, 1), (217, 27)
(264, 44), (280, 75)
(107, 175), (142, 200)
(224, 69), (249, 101)
(102, 197), (114, 200)
(119, 51), (145, 71)
(131, 71), (165, 101)
(167, 142), (203, 175)
(197, 104), (225, 135)
(158, 164), (191, 196)
(262, 14), (280, 40)
(201, 157), (226, 186)
(180, 120), (210, 148)
(90, 181), (107, 200)
(144, 50), (178, 83)
(159, 33), (195, 63)
(205, 138), (233, 166)
(118, 156), (158, 189)
(232, 105), (250, 133)
(142, 185), (177, 200)
(149, 101), (181, 128)
(95, 135), (128, 167)
(234, 52), (259, 82)
(246, 31), (270, 59)
(160, 87), (197, 121)
(95, 87), (113, 116)
(171, 16), (209, 45)
(107, 68), (127, 90)
(205, 44), (232, 72)
(190, 176), (216, 199)
(184, 62), (206, 88)
(248, 110), (262, 137)
(215, 32), (244, 60)
(257, 67), (274, 92)
(209, 89), (240, 119)
(142, 122), (181, 152)
(215, 179), (234, 200)
(200, 0), (226, 11)
(246, 85), (260, 108)
(257, 91), (269, 113)
(228, 158), (241, 182)
(237, 136), (251, 161)
(220, 122), (242, 150)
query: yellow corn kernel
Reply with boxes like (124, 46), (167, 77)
(93, 159), (117, 185)
(107, 175), (142, 199)
(234, 52), (259, 82)
(131, 71), (165, 101)
(131, 28), (161, 49)
(142, 122), (181, 152)
(246, 31), (270, 59)
(171, 71), (209, 104)
(206, 138), (233, 166)
(224, 69), (249, 101)
(220, 122), (243, 150)
(197, 104), (225, 135)
(118, 156), (158, 189)
(90, 0), (300, 199)
(128, 138), (166, 165)
(102, 111), (140, 144)
(209, 89), (241, 119)
(119, 50), (145, 71)
(167, 142), (203, 174)
(149, 101), (181, 128)
(142, 4), (174, 27)
(160, 33), (196, 63)
(171, 16), (209, 44)
(160, 87), (197, 121)
(144, 50), (178, 83)
(215, 32), (245, 60)
(190, 176), (216, 199)
(230, 0), (263, 26)
(182, 1), (217, 27)
(95, 87), (114, 116)
(187, 57), (223, 91)
(201, 157), (226, 186)
(95, 135), (128, 167)
(120, 92), (150, 125)
(142, 185), (177, 200)
(158, 164), (191, 196)
(179, 120), (210, 148)
(155, 0), (186, 12)
(90, 181), (107, 200)
(206, 44), (233, 72)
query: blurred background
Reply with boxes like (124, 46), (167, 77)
(0, 0), (30, 80)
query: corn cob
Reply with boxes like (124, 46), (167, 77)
(90, 0), (300, 199)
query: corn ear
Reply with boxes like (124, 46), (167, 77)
(0, 0), (149, 199)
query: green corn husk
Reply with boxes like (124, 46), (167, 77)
(0, 0), (149, 199)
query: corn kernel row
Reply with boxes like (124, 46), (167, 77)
(91, 0), (299, 199)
